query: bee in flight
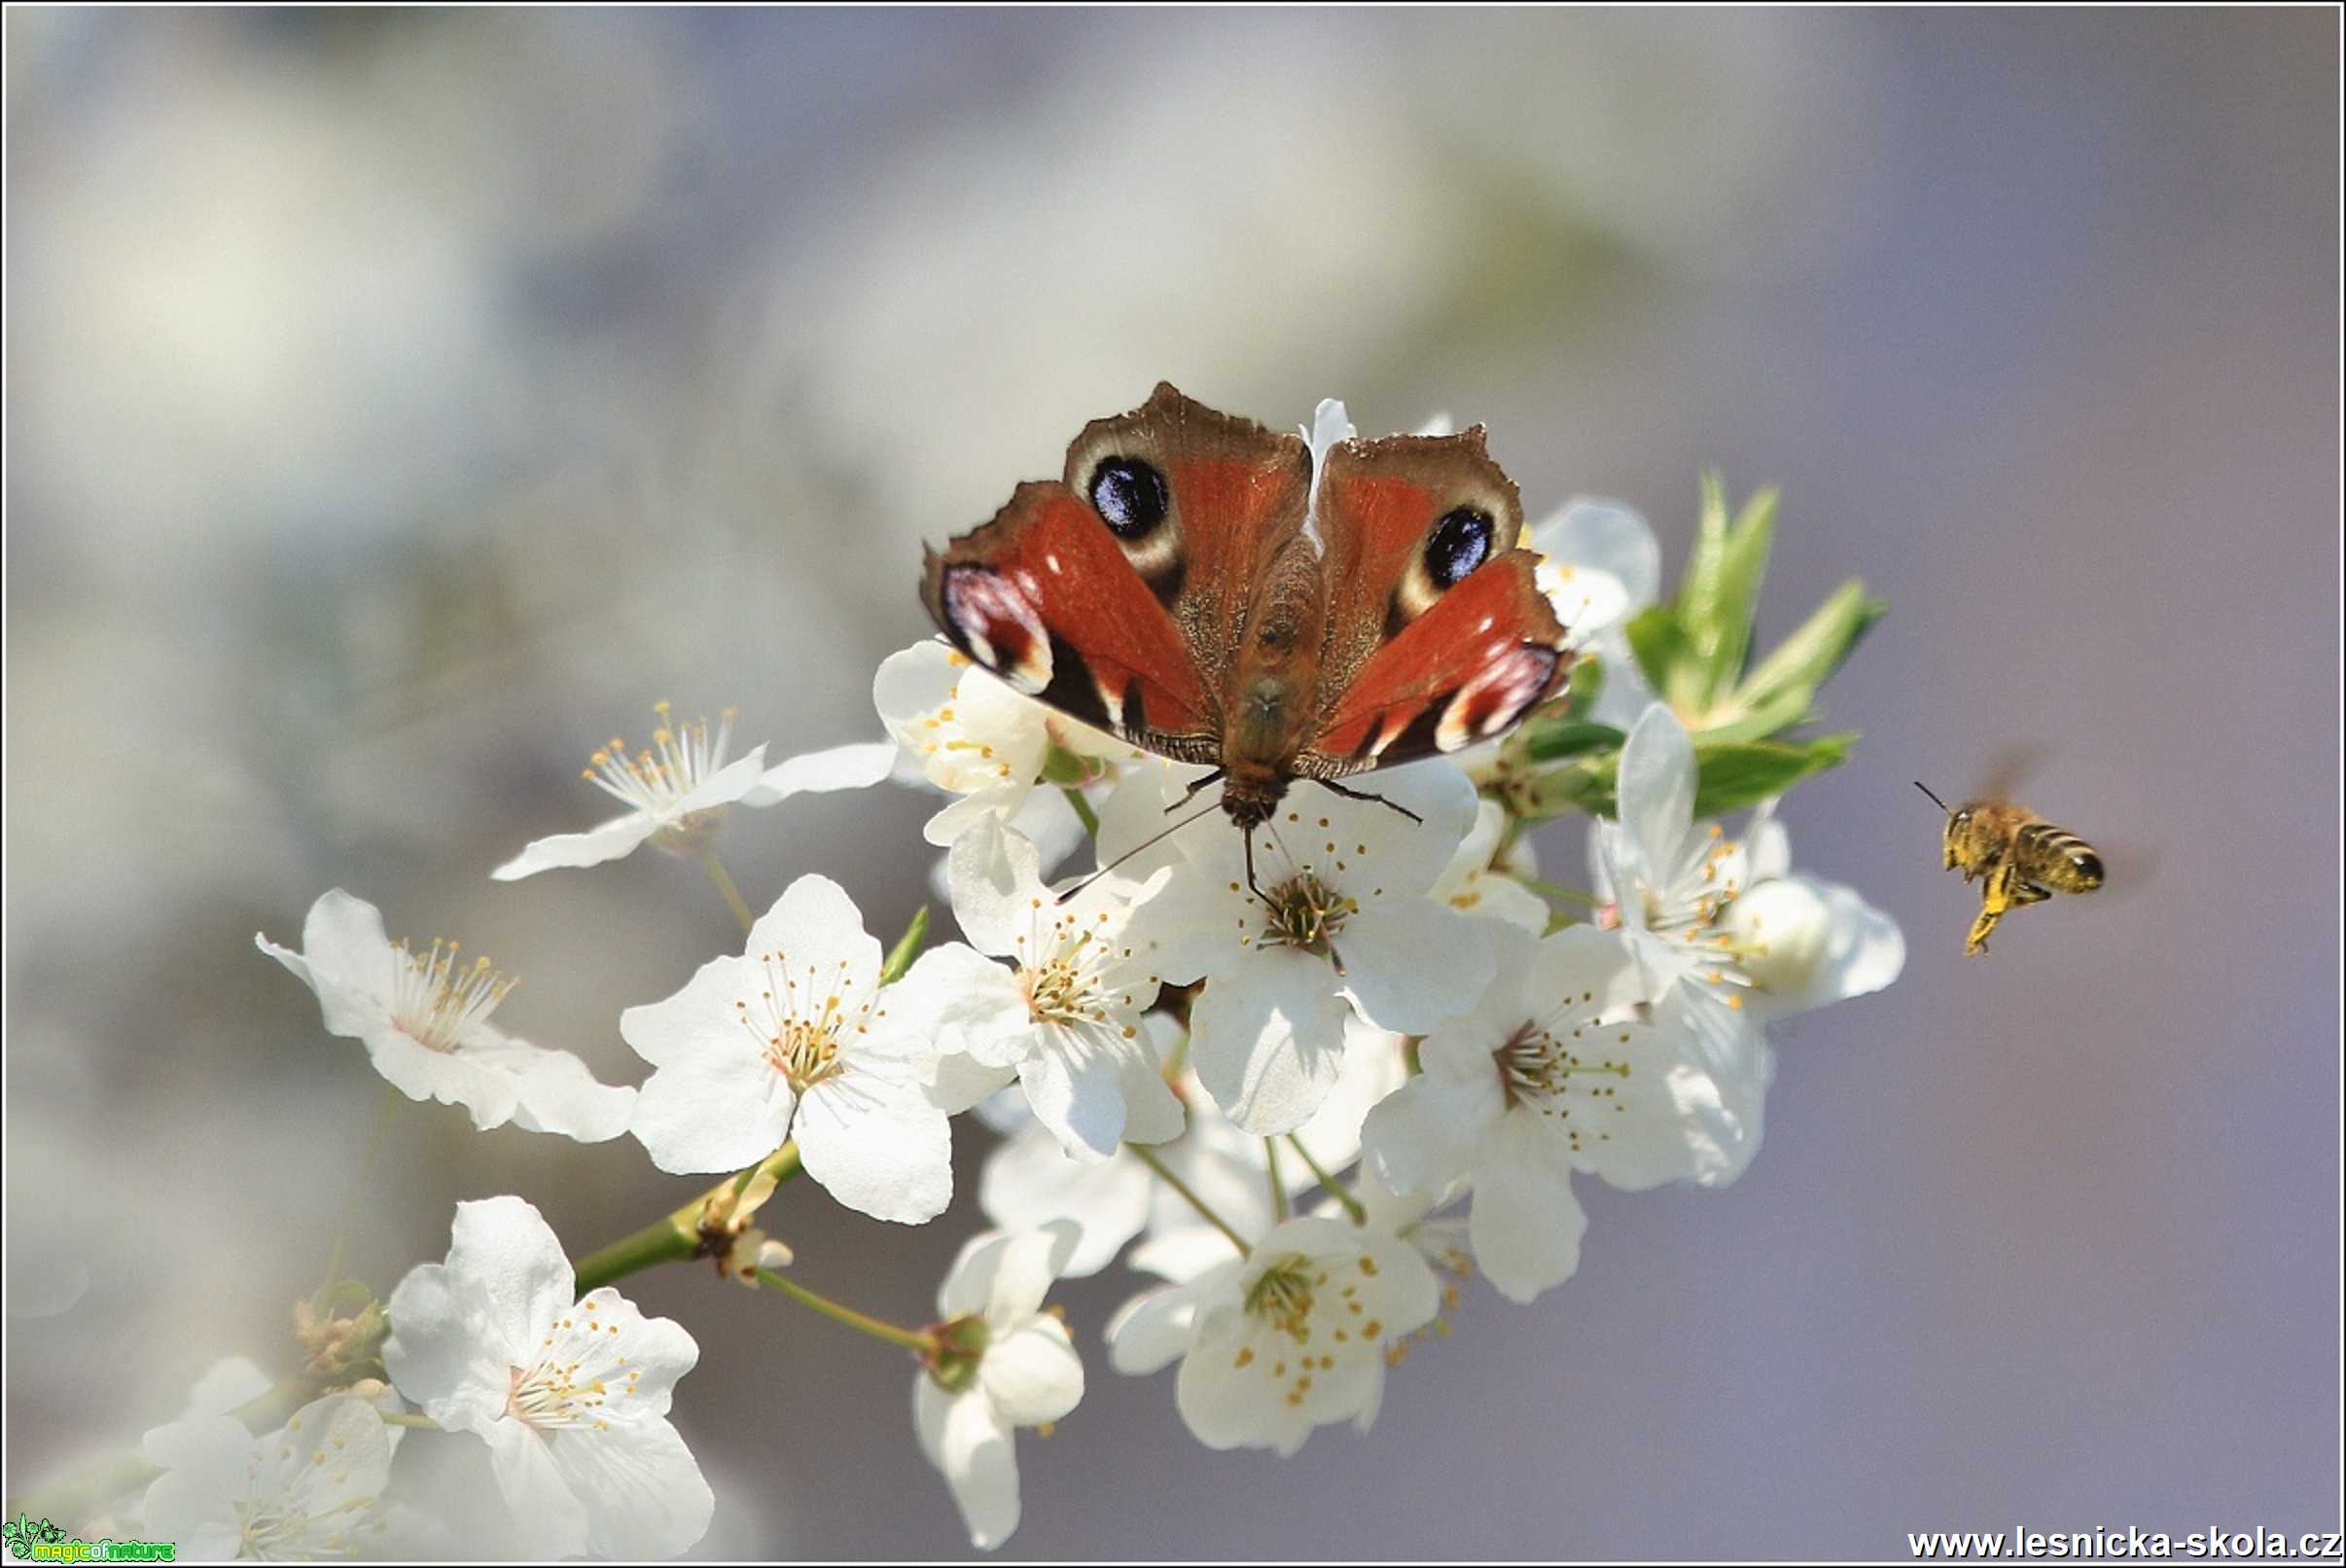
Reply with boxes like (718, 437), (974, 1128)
(1915, 781), (2105, 955)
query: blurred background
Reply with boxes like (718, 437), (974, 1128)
(6, 7), (2338, 1557)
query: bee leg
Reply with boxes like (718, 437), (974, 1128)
(1964, 907), (2001, 956)
(2009, 879), (2052, 908)
(1967, 861), (2020, 956)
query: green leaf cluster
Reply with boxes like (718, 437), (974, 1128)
(1511, 475), (1881, 823)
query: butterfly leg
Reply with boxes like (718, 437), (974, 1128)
(1312, 777), (1424, 826)
(1243, 826), (1266, 902)
(1165, 767), (1227, 813)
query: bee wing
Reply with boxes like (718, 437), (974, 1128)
(1974, 742), (2051, 802)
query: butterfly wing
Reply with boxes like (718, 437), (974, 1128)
(921, 383), (1310, 762)
(1299, 429), (1570, 772)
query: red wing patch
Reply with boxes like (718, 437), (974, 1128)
(1308, 552), (1567, 769)
(923, 482), (1213, 745)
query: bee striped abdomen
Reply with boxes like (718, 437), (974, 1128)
(2015, 821), (2105, 893)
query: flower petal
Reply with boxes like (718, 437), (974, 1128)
(1618, 702), (1697, 876)
(978, 1129), (1154, 1279)
(945, 812), (1044, 957)
(1532, 497), (1660, 608)
(1104, 1265), (1234, 1375)
(671, 742), (771, 815)
(367, 1028), (521, 1130)
(740, 739), (899, 806)
(978, 1317), (1084, 1427)
(257, 888), (399, 1040)
(795, 1072), (952, 1225)
(741, 873), (882, 994)
(490, 812), (658, 881)
(629, 1048), (796, 1175)
(1336, 903), (1496, 1036)
(914, 1376), (1022, 1550)
(445, 1196), (575, 1365)
(480, 1417), (592, 1560)
(1187, 953), (1351, 1135)
(497, 1038), (638, 1144)
(537, 1411), (714, 1559)
(1470, 1119), (1589, 1304)
(1362, 1073), (1487, 1198)
(906, 943), (1032, 1070)
(380, 1263), (499, 1430)
(1016, 1042), (1128, 1159)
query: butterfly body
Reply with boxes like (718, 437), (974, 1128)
(922, 383), (1572, 837)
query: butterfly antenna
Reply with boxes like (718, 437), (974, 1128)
(1913, 780), (1953, 814)
(1053, 798), (1222, 906)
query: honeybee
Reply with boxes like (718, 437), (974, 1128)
(1915, 780), (2105, 955)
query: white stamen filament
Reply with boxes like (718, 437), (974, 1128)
(581, 700), (738, 818)
(390, 938), (515, 1053)
(734, 950), (878, 1092)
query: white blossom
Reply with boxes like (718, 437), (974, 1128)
(141, 1393), (396, 1560)
(1119, 760), (1491, 1135)
(1364, 923), (1709, 1302)
(1105, 1215), (1437, 1456)
(384, 1196), (713, 1560)
(1714, 805), (1905, 1019)
(1430, 797), (1549, 935)
(257, 889), (633, 1141)
(1594, 703), (1905, 1182)
(739, 738), (900, 806)
(914, 1223), (1084, 1550)
(874, 641), (1140, 848)
(911, 814), (1181, 1159)
(1528, 497), (1662, 729)
(491, 702), (770, 880)
(980, 1014), (1406, 1281)
(1590, 703), (1773, 1183)
(622, 873), (956, 1224)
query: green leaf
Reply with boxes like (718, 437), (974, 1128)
(1522, 732), (1856, 821)
(1622, 605), (1694, 697)
(1738, 580), (1887, 713)
(1560, 650), (1605, 722)
(1676, 471), (1733, 638)
(879, 905), (931, 985)
(1689, 733), (1856, 818)
(1689, 686), (1815, 747)
(1674, 477), (1777, 709)
(1521, 719), (1626, 763)
(1703, 485), (1778, 698)
(1524, 754), (1617, 818)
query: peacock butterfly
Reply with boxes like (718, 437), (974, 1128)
(920, 383), (1571, 866)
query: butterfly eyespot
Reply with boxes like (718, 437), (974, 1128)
(1425, 508), (1493, 588)
(1089, 457), (1170, 539)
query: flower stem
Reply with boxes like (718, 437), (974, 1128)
(880, 905), (930, 985)
(696, 844), (757, 934)
(756, 1269), (938, 1355)
(1263, 1138), (1290, 1222)
(1061, 786), (1100, 837)
(572, 1143), (803, 1294)
(314, 1081), (403, 1309)
(1130, 1145), (1251, 1257)
(1287, 1136), (1368, 1224)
